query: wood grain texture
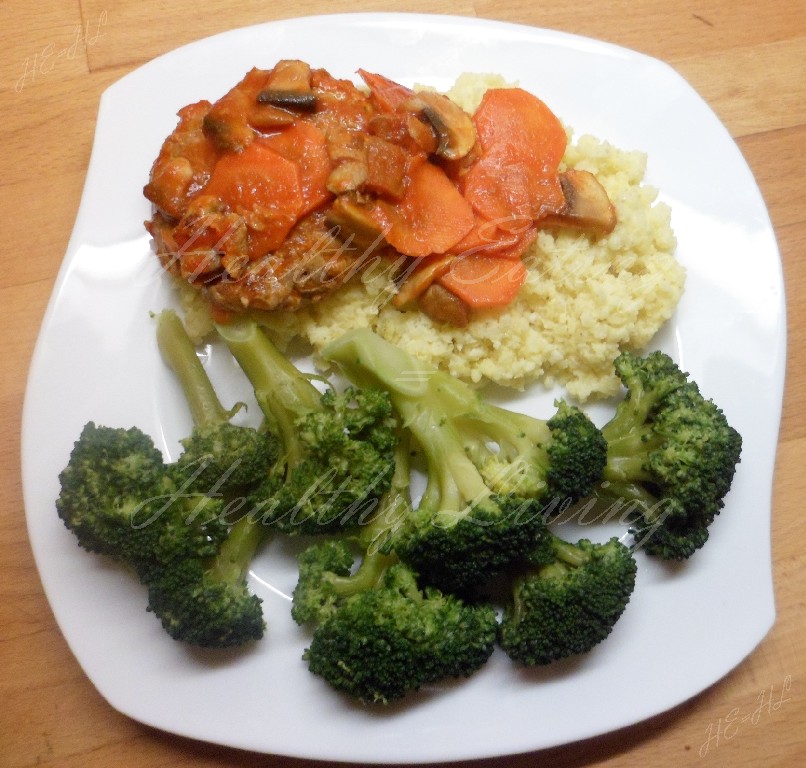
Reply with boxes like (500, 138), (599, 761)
(2, 2), (803, 766)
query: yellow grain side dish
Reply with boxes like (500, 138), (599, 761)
(178, 74), (684, 402)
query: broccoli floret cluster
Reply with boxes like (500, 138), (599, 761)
(57, 420), (266, 648)
(498, 534), (637, 666)
(56, 311), (396, 648)
(57, 314), (744, 705)
(57, 310), (279, 647)
(292, 439), (498, 704)
(304, 561), (498, 704)
(322, 328), (607, 593)
(215, 319), (397, 535)
(598, 350), (743, 559)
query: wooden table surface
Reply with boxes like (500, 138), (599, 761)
(2, 1), (803, 766)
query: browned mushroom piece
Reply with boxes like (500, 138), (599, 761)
(391, 253), (454, 310)
(249, 102), (298, 131)
(417, 282), (471, 327)
(404, 113), (440, 155)
(540, 169), (617, 234)
(404, 91), (477, 161)
(326, 194), (388, 252)
(257, 59), (317, 111)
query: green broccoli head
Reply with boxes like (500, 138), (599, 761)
(175, 421), (280, 494)
(56, 421), (227, 571)
(291, 538), (358, 626)
(473, 399), (608, 508)
(293, 444), (497, 706)
(395, 493), (546, 595)
(303, 563), (498, 704)
(601, 351), (743, 560)
(498, 535), (637, 666)
(140, 480), (268, 647)
(56, 422), (168, 562)
(216, 320), (398, 537)
(146, 552), (265, 648)
(249, 386), (397, 536)
(543, 401), (610, 504)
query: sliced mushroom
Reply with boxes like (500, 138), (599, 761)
(249, 103), (297, 130)
(257, 59), (317, 111)
(540, 169), (617, 234)
(404, 91), (476, 161)
(417, 282), (470, 327)
(404, 114), (440, 155)
(392, 253), (455, 310)
(203, 89), (259, 152)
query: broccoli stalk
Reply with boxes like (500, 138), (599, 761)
(321, 328), (607, 593)
(214, 318), (396, 536)
(498, 533), (637, 666)
(292, 437), (498, 704)
(597, 350), (743, 560)
(156, 309), (279, 491)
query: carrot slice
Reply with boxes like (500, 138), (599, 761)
(260, 121), (333, 215)
(438, 253), (527, 308)
(203, 138), (304, 256)
(357, 69), (415, 113)
(461, 88), (567, 228)
(373, 156), (475, 258)
(452, 216), (537, 260)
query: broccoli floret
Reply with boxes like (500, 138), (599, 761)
(321, 328), (606, 593)
(292, 433), (412, 627)
(56, 421), (177, 563)
(304, 563), (498, 704)
(151, 309), (281, 645)
(598, 350), (743, 560)
(56, 420), (265, 647)
(461, 397), (607, 507)
(56, 420), (231, 583)
(498, 534), (637, 666)
(146, 508), (267, 647)
(56, 311), (279, 648)
(215, 319), (397, 536)
(292, 440), (498, 704)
